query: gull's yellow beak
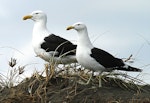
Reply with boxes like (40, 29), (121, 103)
(23, 15), (33, 20)
(66, 26), (74, 30)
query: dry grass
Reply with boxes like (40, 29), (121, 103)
(0, 58), (25, 89)
(0, 55), (149, 103)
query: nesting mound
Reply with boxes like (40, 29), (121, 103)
(0, 73), (150, 103)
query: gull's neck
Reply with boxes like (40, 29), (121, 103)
(77, 28), (93, 49)
(32, 20), (49, 38)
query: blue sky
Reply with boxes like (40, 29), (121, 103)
(0, 0), (150, 83)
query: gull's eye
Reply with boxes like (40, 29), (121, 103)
(35, 13), (39, 14)
(77, 24), (80, 26)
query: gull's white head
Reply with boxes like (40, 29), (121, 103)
(66, 22), (87, 32)
(23, 10), (47, 22)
